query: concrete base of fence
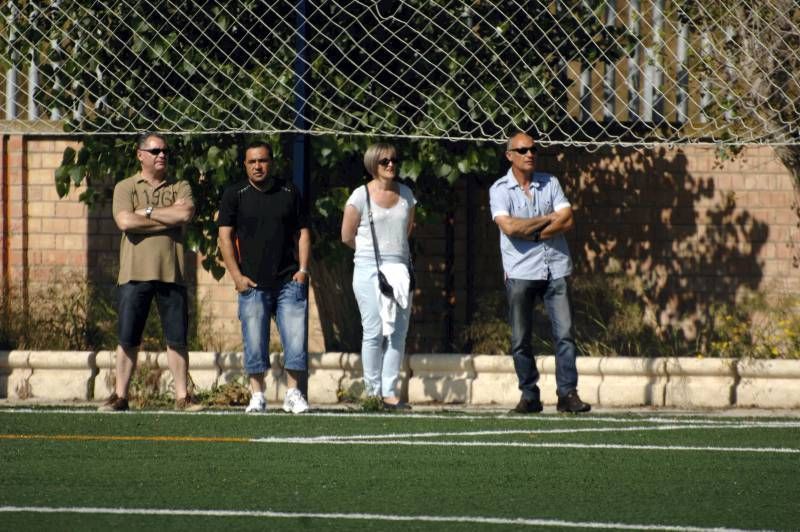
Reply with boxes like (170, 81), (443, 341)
(664, 358), (738, 408)
(736, 359), (800, 408)
(1, 351), (799, 409)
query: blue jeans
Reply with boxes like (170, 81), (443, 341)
(506, 276), (578, 400)
(352, 262), (412, 398)
(238, 281), (308, 375)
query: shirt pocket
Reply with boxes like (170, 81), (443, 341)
(539, 195), (552, 214)
(511, 199), (529, 216)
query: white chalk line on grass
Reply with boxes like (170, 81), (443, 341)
(0, 505), (772, 532)
(274, 423), (800, 442)
(2, 408), (800, 428)
(251, 437), (800, 454)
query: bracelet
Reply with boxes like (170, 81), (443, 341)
(299, 268), (309, 275)
(532, 230), (541, 242)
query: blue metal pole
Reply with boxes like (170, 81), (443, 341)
(293, 0), (310, 393)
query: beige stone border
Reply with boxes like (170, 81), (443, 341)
(1, 351), (799, 408)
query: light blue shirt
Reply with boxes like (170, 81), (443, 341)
(489, 169), (573, 281)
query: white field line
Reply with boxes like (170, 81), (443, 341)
(267, 423), (800, 442)
(249, 438), (799, 454)
(2, 408), (800, 428)
(0, 505), (772, 531)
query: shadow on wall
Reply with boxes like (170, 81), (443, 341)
(564, 146), (768, 336)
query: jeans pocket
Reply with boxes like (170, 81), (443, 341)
(239, 287), (256, 298)
(291, 281), (308, 302)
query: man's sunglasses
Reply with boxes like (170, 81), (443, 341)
(139, 148), (170, 156)
(378, 157), (399, 166)
(508, 146), (538, 155)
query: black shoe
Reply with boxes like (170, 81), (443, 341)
(98, 393), (129, 412)
(557, 390), (591, 413)
(383, 401), (412, 411)
(511, 396), (543, 414)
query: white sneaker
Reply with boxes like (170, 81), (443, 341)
(282, 388), (309, 414)
(245, 395), (267, 413)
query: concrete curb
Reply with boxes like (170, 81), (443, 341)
(1, 351), (799, 409)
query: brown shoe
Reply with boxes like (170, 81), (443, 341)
(557, 390), (591, 413)
(175, 395), (205, 412)
(98, 393), (129, 412)
(511, 396), (543, 414)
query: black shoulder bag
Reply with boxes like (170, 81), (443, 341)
(364, 185), (416, 298)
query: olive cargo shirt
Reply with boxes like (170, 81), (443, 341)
(112, 173), (193, 285)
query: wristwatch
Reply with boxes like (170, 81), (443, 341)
(145, 205), (154, 219)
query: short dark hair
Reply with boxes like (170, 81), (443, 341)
(245, 140), (273, 159)
(137, 131), (167, 149)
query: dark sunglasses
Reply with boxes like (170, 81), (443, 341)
(378, 157), (399, 166)
(139, 148), (170, 156)
(509, 146), (538, 155)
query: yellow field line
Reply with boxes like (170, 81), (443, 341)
(0, 434), (250, 444)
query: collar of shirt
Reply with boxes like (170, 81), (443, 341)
(500, 169), (550, 191)
(135, 173), (170, 191)
(248, 177), (285, 194)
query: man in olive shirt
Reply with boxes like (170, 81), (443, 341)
(99, 132), (203, 412)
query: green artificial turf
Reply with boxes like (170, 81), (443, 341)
(1, 409), (798, 531)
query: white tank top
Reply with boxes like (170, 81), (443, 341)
(346, 183), (417, 265)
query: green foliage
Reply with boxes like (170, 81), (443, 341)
(127, 361), (173, 409)
(0, 273), (116, 351)
(698, 291), (800, 359)
(53, 132), (499, 284)
(460, 275), (799, 359)
(567, 274), (668, 358)
(336, 382), (400, 412)
(460, 293), (511, 355)
(194, 378), (251, 407)
(0, 275), (217, 352)
(55, 133), (274, 280)
(460, 274), (670, 357)
(2, 0), (637, 352)
(0, 2), (631, 138)
(359, 395), (385, 412)
(336, 381), (366, 404)
(0, 0), (632, 277)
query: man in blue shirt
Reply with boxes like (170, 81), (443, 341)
(489, 132), (591, 414)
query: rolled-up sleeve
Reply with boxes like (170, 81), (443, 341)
(489, 184), (510, 220)
(551, 178), (571, 211)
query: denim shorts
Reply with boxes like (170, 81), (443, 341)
(238, 280), (308, 375)
(117, 281), (188, 350)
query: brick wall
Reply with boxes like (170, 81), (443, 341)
(454, 145), (800, 342)
(2, 137), (87, 296)
(2, 135), (798, 353)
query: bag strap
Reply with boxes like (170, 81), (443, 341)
(364, 185), (383, 269)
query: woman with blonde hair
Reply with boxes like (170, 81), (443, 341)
(341, 143), (416, 410)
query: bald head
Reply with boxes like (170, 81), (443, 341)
(505, 132), (538, 178)
(506, 132), (535, 151)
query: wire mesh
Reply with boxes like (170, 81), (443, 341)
(1, 0), (798, 147)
